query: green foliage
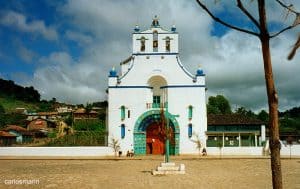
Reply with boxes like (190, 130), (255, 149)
(47, 131), (57, 138)
(0, 104), (5, 114)
(98, 111), (106, 120)
(0, 78), (40, 102)
(279, 117), (300, 132)
(85, 103), (93, 113)
(235, 106), (257, 118)
(207, 95), (232, 114)
(64, 113), (73, 126)
(0, 96), (38, 113)
(74, 119), (105, 131)
(0, 113), (27, 129)
(45, 131), (107, 146)
(0, 104), (5, 128)
(38, 100), (55, 112)
(258, 110), (269, 122)
(92, 101), (108, 108)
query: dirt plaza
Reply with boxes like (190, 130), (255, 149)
(0, 156), (299, 189)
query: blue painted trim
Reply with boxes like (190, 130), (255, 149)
(108, 75), (118, 78)
(109, 86), (153, 89)
(196, 74), (206, 76)
(132, 52), (178, 56)
(160, 85), (206, 89)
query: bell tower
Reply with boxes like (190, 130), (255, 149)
(132, 16), (178, 54)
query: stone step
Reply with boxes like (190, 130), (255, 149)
(152, 170), (185, 175)
(160, 162), (176, 167)
(157, 166), (180, 171)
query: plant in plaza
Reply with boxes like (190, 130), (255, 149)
(109, 138), (121, 157)
(190, 133), (203, 157)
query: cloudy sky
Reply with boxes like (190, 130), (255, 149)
(0, 0), (300, 112)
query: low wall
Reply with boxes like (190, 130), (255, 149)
(207, 145), (300, 157)
(1, 145), (300, 157)
(207, 147), (264, 156)
(0, 147), (114, 157)
(280, 144), (300, 157)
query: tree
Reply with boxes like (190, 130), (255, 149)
(235, 106), (257, 118)
(258, 110), (269, 122)
(195, 1), (300, 188)
(0, 104), (6, 129)
(207, 95), (231, 114)
(109, 138), (121, 157)
(190, 133), (203, 157)
(85, 103), (93, 113)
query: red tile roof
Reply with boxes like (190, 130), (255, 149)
(4, 125), (27, 132)
(27, 119), (48, 131)
(0, 131), (16, 137)
(74, 108), (86, 113)
(37, 112), (58, 116)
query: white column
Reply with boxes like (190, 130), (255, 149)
(222, 133), (225, 147)
(239, 133), (241, 147)
(255, 135), (257, 147)
(261, 125), (266, 142)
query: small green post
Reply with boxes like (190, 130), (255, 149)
(165, 138), (170, 163)
(165, 106), (170, 163)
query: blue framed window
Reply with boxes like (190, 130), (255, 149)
(121, 106), (125, 120)
(188, 124), (192, 138)
(121, 124), (125, 139)
(188, 105), (193, 119)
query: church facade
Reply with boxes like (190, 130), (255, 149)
(108, 17), (207, 155)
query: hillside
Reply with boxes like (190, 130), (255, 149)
(0, 96), (38, 113)
(0, 78), (40, 103)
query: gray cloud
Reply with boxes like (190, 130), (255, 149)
(25, 0), (300, 111)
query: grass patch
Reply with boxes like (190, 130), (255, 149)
(0, 96), (38, 113)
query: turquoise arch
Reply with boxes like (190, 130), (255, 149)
(133, 109), (180, 155)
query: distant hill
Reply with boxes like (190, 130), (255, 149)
(0, 78), (41, 113)
(0, 78), (40, 103)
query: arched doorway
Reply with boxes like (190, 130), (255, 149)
(146, 122), (175, 155)
(134, 110), (179, 155)
(146, 123), (165, 154)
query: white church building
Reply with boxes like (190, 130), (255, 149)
(108, 16), (207, 155)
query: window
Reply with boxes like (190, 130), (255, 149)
(188, 124), (192, 138)
(121, 124), (125, 139)
(153, 96), (161, 108)
(165, 37), (170, 52)
(128, 110), (130, 118)
(121, 106), (125, 120)
(153, 96), (161, 104)
(140, 37), (145, 52)
(153, 31), (158, 52)
(188, 105), (193, 119)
